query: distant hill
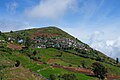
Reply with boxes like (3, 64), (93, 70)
(0, 26), (120, 80)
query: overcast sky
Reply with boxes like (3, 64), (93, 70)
(0, 0), (120, 59)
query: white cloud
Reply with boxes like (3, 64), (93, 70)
(25, 0), (77, 19)
(63, 26), (90, 43)
(89, 31), (120, 59)
(6, 1), (18, 14)
(89, 31), (104, 44)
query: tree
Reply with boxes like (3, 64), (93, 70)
(15, 60), (20, 67)
(69, 64), (72, 67)
(92, 62), (107, 80)
(116, 58), (119, 64)
(10, 30), (13, 33)
(81, 60), (86, 68)
(25, 37), (31, 47)
(33, 50), (37, 56)
(0, 31), (2, 35)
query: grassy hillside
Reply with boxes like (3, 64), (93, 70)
(0, 26), (120, 80)
(4, 27), (117, 64)
(0, 43), (96, 80)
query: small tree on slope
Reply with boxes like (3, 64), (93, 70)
(92, 62), (107, 80)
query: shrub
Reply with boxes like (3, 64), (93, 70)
(62, 74), (77, 80)
(30, 56), (38, 61)
(81, 60), (86, 68)
(15, 60), (20, 67)
(49, 74), (57, 80)
(92, 62), (107, 80)
(69, 64), (72, 67)
(33, 50), (37, 56)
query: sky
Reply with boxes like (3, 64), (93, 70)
(0, 0), (120, 59)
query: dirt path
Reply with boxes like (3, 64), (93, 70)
(47, 58), (55, 64)
(48, 58), (94, 75)
(52, 65), (94, 75)
(107, 74), (120, 80)
(7, 43), (24, 50)
(34, 60), (44, 64)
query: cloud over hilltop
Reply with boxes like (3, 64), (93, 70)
(25, 0), (77, 19)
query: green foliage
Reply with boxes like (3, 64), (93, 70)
(116, 58), (119, 64)
(81, 60), (86, 68)
(33, 50), (37, 56)
(92, 62), (107, 80)
(15, 60), (20, 67)
(25, 37), (31, 47)
(0, 31), (2, 35)
(30, 56), (38, 61)
(10, 30), (13, 33)
(49, 74), (57, 80)
(62, 74), (77, 80)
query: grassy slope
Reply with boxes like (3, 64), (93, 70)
(1, 27), (120, 80)
(0, 45), (46, 80)
(0, 44), (96, 80)
(34, 48), (120, 75)
(1, 67), (45, 80)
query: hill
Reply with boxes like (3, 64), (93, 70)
(0, 26), (120, 80)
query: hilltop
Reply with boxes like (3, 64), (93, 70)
(0, 26), (120, 80)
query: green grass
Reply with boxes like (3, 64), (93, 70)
(101, 62), (120, 75)
(1, 44), (120, 80)
(0, 47), (47, 80)
(0, 46), (97, 80)
(0, 36), (4, 40)
(0, 66), (45, 80)
(34, 48), (95, 67)
(35, 48), (61, 62)
(39, 67), (96, 80)
(34, 48), (120, 76)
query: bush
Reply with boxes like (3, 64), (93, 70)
(62, 74), (77, 80)
(69, 64), (72, 67)
(92, 62), (107, 80)
(49, 74), (57, 80)
(30, 56), (38, 61)
(15, 60), (20, 67)
(33, 50), (37, 56)
(81, 60), (86, 68)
